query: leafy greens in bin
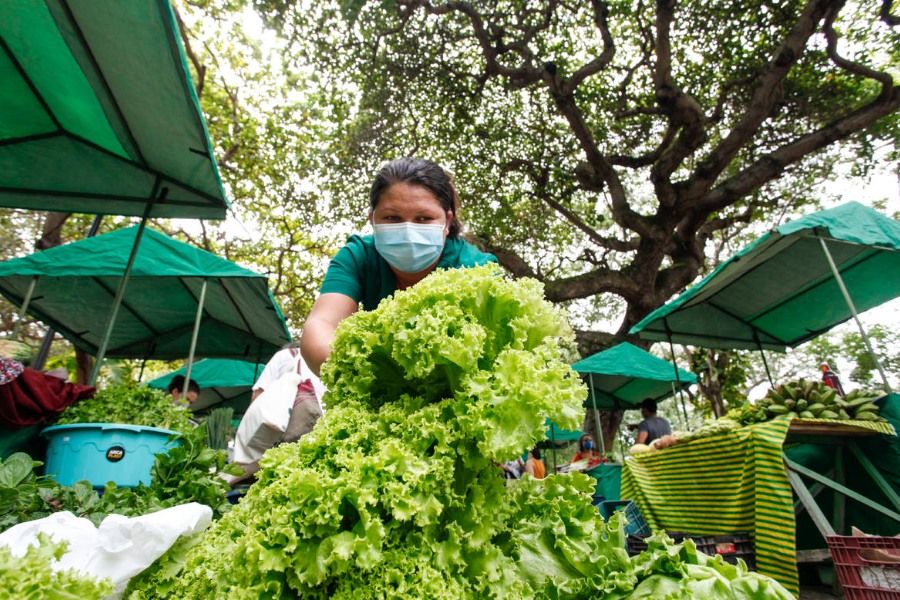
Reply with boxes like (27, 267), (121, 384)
(126, 265), (793, 599)
(55, 383), (193, 433)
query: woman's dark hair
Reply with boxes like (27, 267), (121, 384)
(531, 447), (542, 460)
(369, 157), (462, 238)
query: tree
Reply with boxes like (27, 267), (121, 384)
(252, 0), (899, 355)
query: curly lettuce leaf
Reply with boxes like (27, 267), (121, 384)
(0, 532), (113, 599)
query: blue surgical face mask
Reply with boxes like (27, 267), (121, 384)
(373, 222), (446, 273)
(584, 441), (594, 450)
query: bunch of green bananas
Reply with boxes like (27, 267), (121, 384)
(759, 378), (886, 422)
(724, 403), (769, 426)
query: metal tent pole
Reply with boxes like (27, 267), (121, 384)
(551, 424), (558, 471)
(589, 373), (605, 454)
(11, 275), (38, 341)
(664, 319), (691, 423)
(183, 278), (209, 400)
(89, 198), (156, 386)
(754, 332), (775, 388)
(819, 238), (893, 393)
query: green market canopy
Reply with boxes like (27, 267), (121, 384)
(571, 342), (697, 411)
(0, 0), (228, 219)
(146, 358), (266, 415)
(544, 418), (583, 444)
(630, 202), (900, 353)
(0, 226), (291, 361)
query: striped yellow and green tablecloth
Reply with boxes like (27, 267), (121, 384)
(621, 417), (897, 597)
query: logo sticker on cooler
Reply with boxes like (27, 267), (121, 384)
(106, 445), (126, 462)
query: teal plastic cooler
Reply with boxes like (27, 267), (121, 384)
(41, 423), (179, 488)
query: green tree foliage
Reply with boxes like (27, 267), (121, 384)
(245, 0), (899, 352)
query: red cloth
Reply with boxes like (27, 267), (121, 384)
(0, 367), (94, 429)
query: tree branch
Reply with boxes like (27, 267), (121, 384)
(692, 0), (835, 189)
(173, 7), (207, 97)
(701, 86), (900, 211)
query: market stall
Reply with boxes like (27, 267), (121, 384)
(624, 202), (900, 596)
(0, 0), (231, 384)
(569, 343), (698, 502)
(0, 226), (290, 366)
(621, 410), (897, 596)
(572, 342), (697, 446)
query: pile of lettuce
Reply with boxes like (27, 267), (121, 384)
(0, 533), (113, 599)
(126, 265), (793, 599)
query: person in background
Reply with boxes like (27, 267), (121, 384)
(301, 157), (497, 376)
(821, 363), (846, 398)
(572, 434), (602, 464)
(498, 456), (525, 480)
(167, 375), (199, 405)
(636, 398), (671, 445)
(525, 447), (546, 480)
(251, 342), (326, 404)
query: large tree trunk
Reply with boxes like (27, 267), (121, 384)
(695, 349), (729, 418)
(33, 212), (94, 383)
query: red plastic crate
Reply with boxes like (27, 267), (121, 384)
(827, 535), (900, 600)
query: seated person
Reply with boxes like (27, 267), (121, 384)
(572, 434), (602, 464)
(167, 375), (200, 406)
(525, 447), (546, 480)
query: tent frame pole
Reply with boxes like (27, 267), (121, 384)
(589, 373), (605, 454)
(183, 278), (209, 401)
(818, 238), (893, 393)
(754, 332), (775, 388)
(11, 275), (38, 341)
(89, 196), (157, 386)
(664, 319), (691, 425)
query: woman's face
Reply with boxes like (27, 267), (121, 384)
(370, 182), (452, 232)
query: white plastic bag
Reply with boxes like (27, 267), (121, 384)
(0, 502), (213, 599)
(232, 351), (303, 467)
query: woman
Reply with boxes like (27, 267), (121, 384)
(525, 447), (546, 480)
(572, 434), (602, 464)
(301, 158), (497, 375)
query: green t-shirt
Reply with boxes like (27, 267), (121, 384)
(320, 235), (497, 309)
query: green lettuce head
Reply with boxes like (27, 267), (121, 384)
(321, 263), (586, 461)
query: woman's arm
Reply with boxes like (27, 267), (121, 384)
(300, 292), (359, 376)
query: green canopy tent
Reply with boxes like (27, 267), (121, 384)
(629, 202), (900, 391)
(571, 342), (698, 452)
(0, 0), (228, 219)
(146, 358), (266, 416)
(0, 226), (291, 380)
(1, 0), (231, 381)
